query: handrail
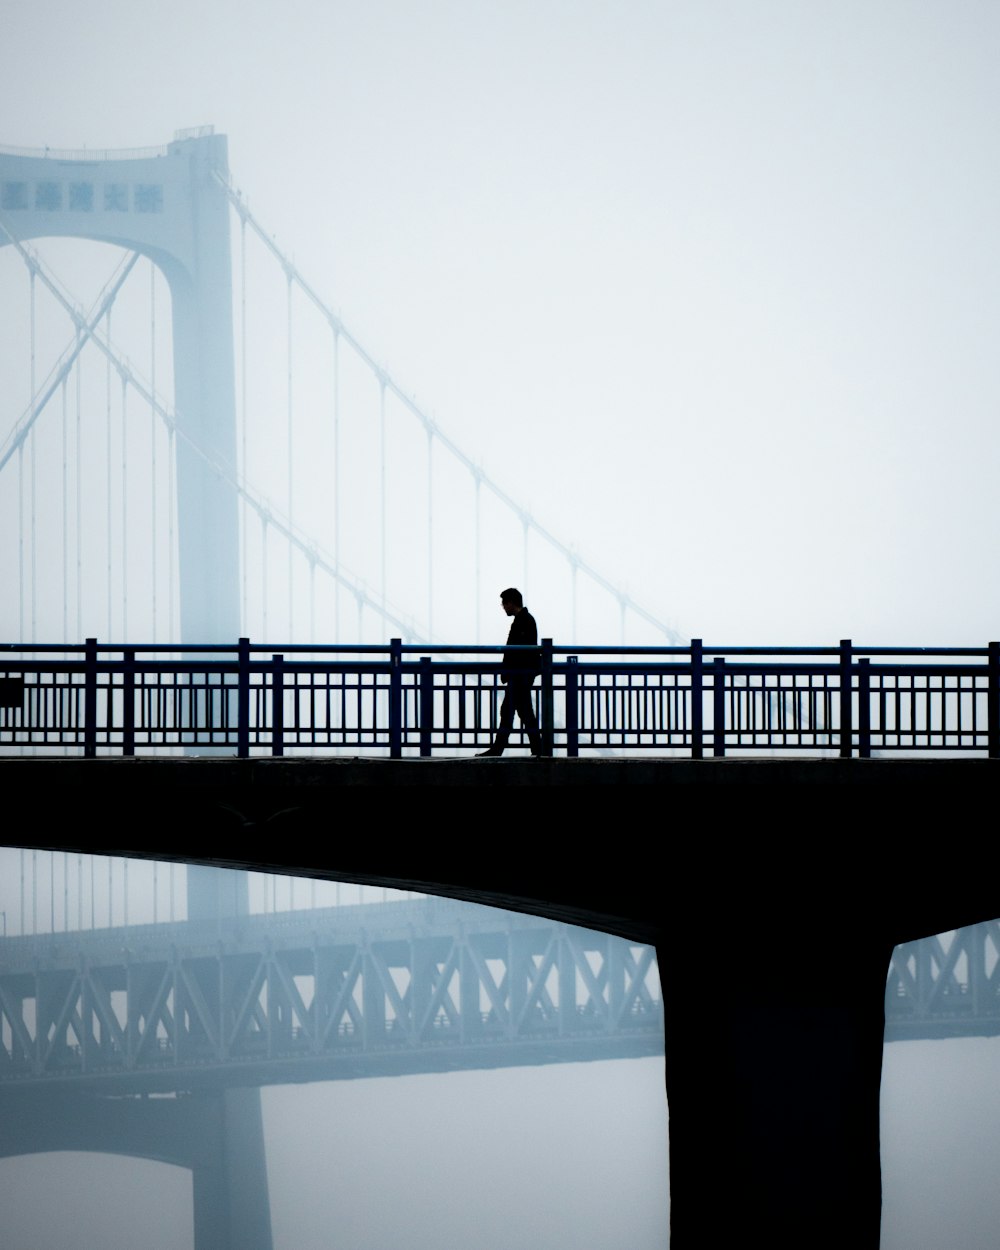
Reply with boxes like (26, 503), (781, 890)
(0, 142), (170, 162)
(1, 637), (997, 761)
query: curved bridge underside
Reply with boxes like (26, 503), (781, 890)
(3, 753), (999, 1250)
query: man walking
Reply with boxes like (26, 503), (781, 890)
(478, 588), (546, 757)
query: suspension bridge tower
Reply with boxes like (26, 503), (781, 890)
(0, 128), (240, 643)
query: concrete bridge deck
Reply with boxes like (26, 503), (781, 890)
(3, 752), (998, 1249)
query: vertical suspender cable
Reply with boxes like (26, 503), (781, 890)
(240, 216), (248, 633)
(427, 429), (433, 640)
(121, 375), (128, 640)
(150, 260), (158, 643)
(30, 423), (36, 642)
(63, 851), (68, 932)
(168, 422), (176, 640)
(379, 379), (386, 621)
(75, 339), (83, 643)
(19, 849), (24, 937)
(571, 559), (578, 642)
(61, 376), (68, 643)
(287, 271), (294, 640)
(77, 853), (83, 933)
(17, 443), (24, 643)
(29, 266), (36, 644)
(474, 474), (481, 643)
(332, 329), (340, 641)
(309, 557), (316, 644)
(153, 861), (159, 924)
(262, 515), (269, 640)
(90, 855), (95, 929)
(523, 518), (529, 597)
(50, 851), (54, 933)
(106, 306), (113, 638)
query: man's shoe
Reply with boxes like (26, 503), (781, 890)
(477, 747), (504, 757)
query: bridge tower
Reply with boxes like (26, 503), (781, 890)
(0, 129), (240, 644)
(0, 864), (272, 1249)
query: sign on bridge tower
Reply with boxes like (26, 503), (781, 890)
(0, 129), (240, 643)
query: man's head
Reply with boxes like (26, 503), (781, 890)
(500, 587), (523, 616)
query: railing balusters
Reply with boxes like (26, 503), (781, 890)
(122, 647), (135, 757)
(237, 637), (250, 758)
(565, 656), (579, 758)
(2, 640), (997, 758)
(389, 638), (403, 759)
(858, 658), (871, 760)
(419, 656), (433, 757)
(839, 639), (853, 759)
(690, 639), (703, 760)
(271, 653), (284, 758)
(83, 637), (97, 758)
(540, 638), (554, 757)
(713, 658), (726, 758)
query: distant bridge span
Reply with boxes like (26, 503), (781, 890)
(0, 897), (662, 1094)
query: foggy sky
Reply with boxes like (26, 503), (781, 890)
(2, 3), (1000, 1247)
(3, 0), (999, 644)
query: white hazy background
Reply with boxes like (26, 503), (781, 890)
(2, 2), (1000, 1247)
(2, 0), (999, 646)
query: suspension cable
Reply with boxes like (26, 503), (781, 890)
(150, 259), (158, 643)
(217, 175), (681, 642)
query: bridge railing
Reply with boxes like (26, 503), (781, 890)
(1, 638), (997, 757)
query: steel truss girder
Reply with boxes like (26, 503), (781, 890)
(0, 904), (663, 1091)
(885, 921), (1000, 1039)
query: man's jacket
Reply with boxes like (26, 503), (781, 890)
(502, 608), (541, 678)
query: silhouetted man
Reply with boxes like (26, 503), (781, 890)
(478, 588), (545, 757)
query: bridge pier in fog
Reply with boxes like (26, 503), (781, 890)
(0, 1086), (272, 1250)
(0, 862), (272, 1250)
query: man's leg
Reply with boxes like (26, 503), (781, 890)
(513, 679), (543, 754)
(479, 684), (516, 755)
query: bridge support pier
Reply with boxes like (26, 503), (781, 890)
(661, 922), (893, 1249)
(0, 1086), (273, 1250)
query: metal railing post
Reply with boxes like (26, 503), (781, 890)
(565, 656), (579, 758)
(690, 639), (703, 759)
(83, 637), (97, 758)
(858, 658), (871, 759)
(540, 638), (554, 756)
(988, 641), (999, 759)
(389, 639), (403, 759)
(271, 653), (284, 757)
(712, 657), (727, 757)
(419, 656), (433, 757)
(839, 639), (853, 758)
(237, 638), (250, 758)
(122, 647), (135, 757)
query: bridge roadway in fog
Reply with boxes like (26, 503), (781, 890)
(0, 896), (663, 1094)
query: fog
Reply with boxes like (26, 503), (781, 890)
(2, 3), (1000, 1246)
(2, 1), (999, 646)
(0, 852), (669, 1248)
